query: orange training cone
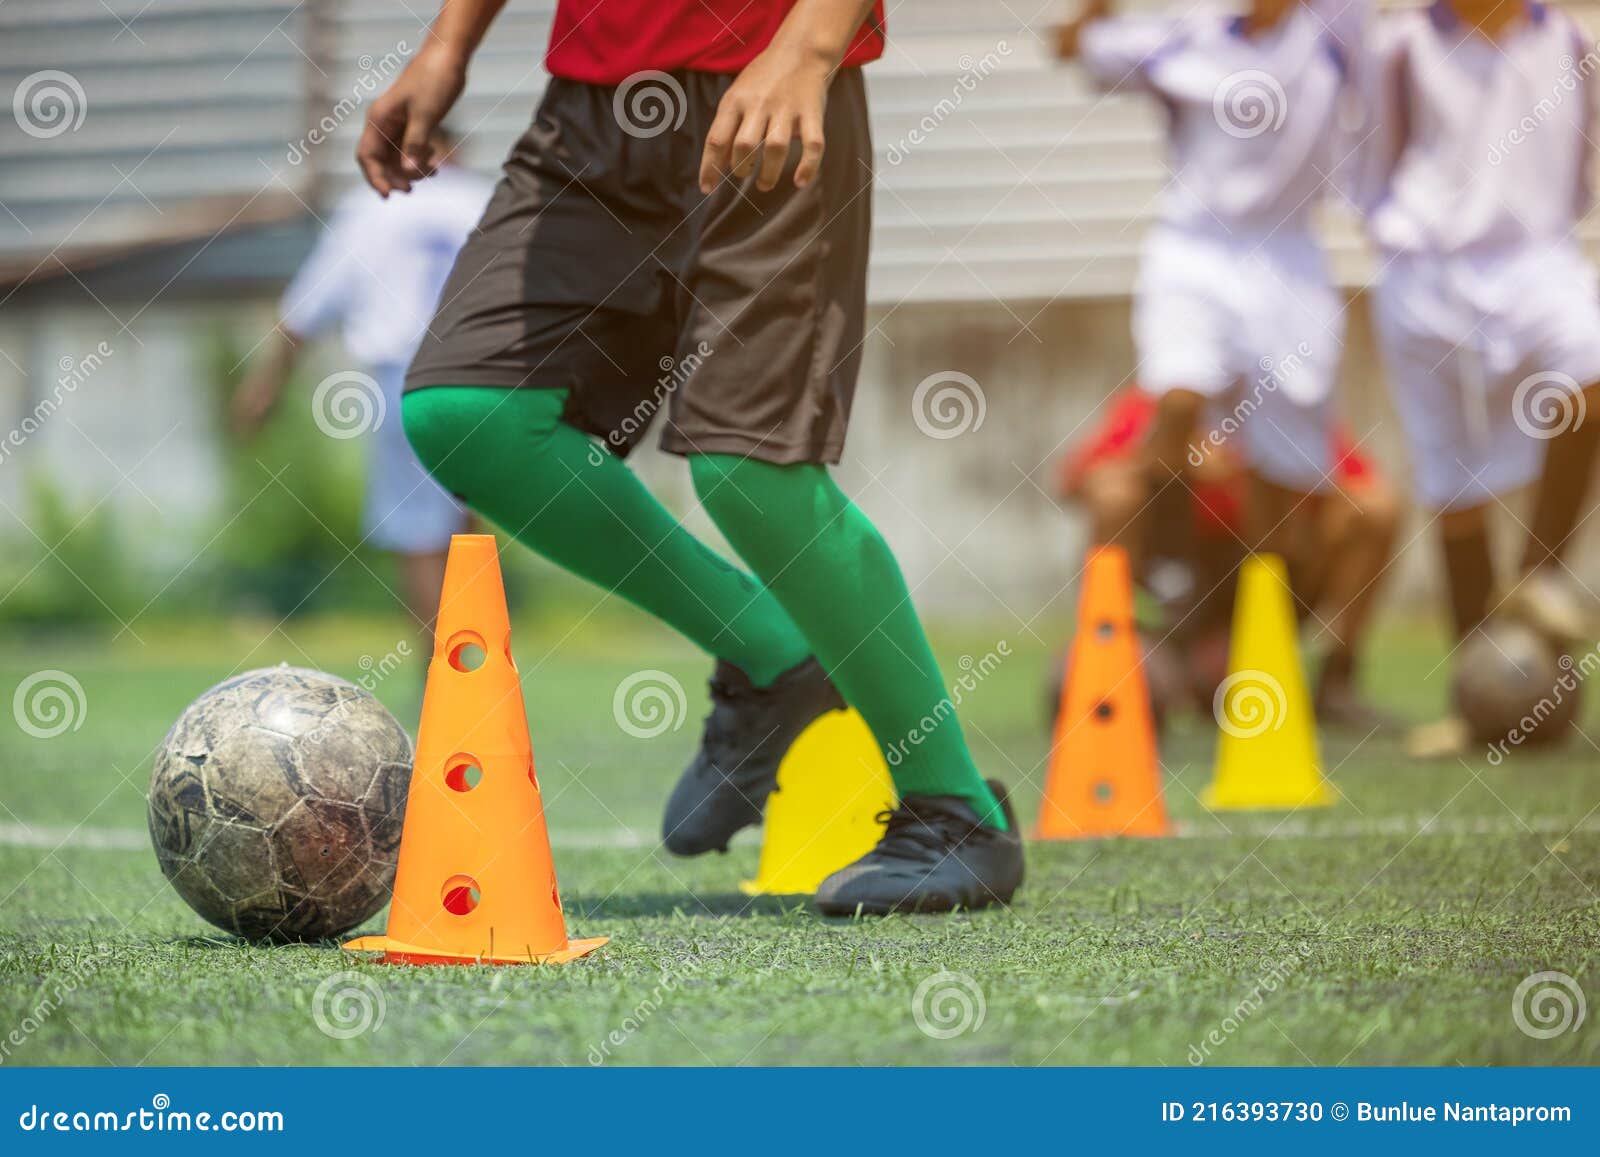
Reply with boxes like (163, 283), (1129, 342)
(1034, 545), (1171, 839)
(344, 534), (607, 965)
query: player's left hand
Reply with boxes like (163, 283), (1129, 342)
(699, 43), (832, 194)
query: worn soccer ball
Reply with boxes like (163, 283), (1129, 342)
(1452, 618), (1580, 748)
(147, 666), (412, 942)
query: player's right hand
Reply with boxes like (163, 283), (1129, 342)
(357, 46), (467, 196)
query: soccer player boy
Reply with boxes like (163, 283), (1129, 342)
(1361, 0), (1600, 649)
(1054, 0), (1368, 597)
(356, 0), (1024, 914)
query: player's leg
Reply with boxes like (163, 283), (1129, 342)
(398, 548), (450, 644)
(360, 364), (473, 669)
(1307, 471), (1402, 727)
(1137, 388), (1206, 576)
(1077, 457), (1147, 547)
(1439, 504), (1494, 640)
(1520, 379), (1600, 574)
(664, 69), (1020, 914)
(402, 385), (812, 687)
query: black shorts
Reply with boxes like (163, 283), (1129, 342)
(406, 69), (873, 465)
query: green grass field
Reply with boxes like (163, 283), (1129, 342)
(1, 612), (1596, 1067)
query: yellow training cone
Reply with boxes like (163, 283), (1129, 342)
(741, 708), (894, 896)
(1202, 553), (1335, 810)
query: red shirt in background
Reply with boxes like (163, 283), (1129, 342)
(1056, 387), (1378, 537)
(546, 1), (887, 84)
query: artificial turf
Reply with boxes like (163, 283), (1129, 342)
(0, 614), (1596, 1066)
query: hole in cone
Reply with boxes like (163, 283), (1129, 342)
(1094, 700), (1114, 721)
(1093, 780), (1115, 804)
(441, 874), (481, 915)
(444, 756), (483, 792)
(447, 631), (488, 672)
(1095, 619), (1115, 640)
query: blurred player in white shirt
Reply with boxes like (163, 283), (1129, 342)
(1054, 0), (1370, 668)
(1360, 0), (1600, 650)
(233, 126), (492, 654)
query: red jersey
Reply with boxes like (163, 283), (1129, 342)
(546, 1), (886, 85)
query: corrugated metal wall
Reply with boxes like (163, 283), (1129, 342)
(4, 1), (1600, 301)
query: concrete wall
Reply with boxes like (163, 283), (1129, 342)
(7, 288), (1564, 627)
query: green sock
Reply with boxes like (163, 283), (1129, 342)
(689, 454), (1007, 830)
(402, 386), (811, 687)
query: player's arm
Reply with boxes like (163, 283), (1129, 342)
(698, 0), (878, 194)
(1053, 0), (1113, 61)
(230, 330), (303, 439)
(358, 0), (507, 196)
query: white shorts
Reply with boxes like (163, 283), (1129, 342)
(363, 363), (469, 554)
(1133, 226), (1344, 492)
(1374, 243), (1600, 512)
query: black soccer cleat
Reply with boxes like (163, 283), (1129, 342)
(813, 779), (1024, 916)
(661, 657), (845, 856)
